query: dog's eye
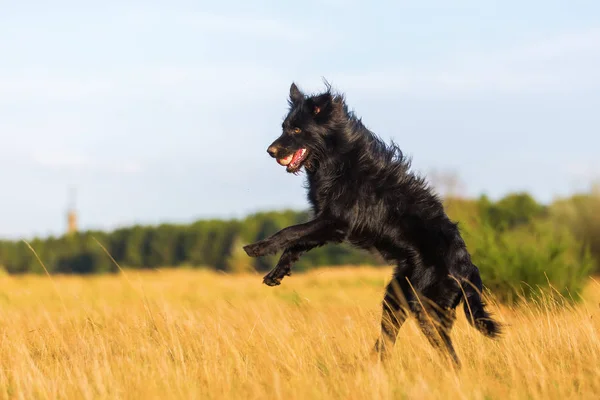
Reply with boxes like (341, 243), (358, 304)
(293, 127), (301, 134)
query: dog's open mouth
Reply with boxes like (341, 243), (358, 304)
(276, 148), (309, 172)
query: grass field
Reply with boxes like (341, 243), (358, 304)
(0, 266), (599, 400)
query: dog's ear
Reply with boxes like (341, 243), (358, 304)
(307, 92), (333, 121)
(289, 83), (304, 105)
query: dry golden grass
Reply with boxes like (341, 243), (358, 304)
(0, 266), (599, 400)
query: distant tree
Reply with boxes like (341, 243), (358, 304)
(550, 189), (600, 272)
(224, 236), (255, 273)
(428, 169), (466, 200)
(123, 226), (147, 267)
(483, 192), (546, 231)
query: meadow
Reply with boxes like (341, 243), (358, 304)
(0, 266), (599, 400)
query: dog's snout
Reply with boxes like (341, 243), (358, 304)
(267, 146), (279, 158)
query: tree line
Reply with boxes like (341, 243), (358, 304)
(1, 188), (599, 303)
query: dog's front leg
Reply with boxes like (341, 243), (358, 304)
(243, 218), (338, 258)
(262, 226), (346, 286)
(262, 243), (319, 286)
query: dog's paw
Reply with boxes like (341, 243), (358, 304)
(244, 239), (281, 257)
(262, 274), (282, 287)
(262, 266), (291, 287)
(243, 241), (267, 257)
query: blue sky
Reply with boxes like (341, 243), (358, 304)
(1, 0), (599, 239)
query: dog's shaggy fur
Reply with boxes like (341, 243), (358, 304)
(243, 82), (502, 366)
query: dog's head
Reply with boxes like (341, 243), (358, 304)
(266, 82), (339, 173)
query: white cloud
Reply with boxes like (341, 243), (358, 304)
(119, 10), (314, 43)
(32, 151), (143, 175)
(32, 151), (88, 168)
(332, 28), (600, 96)
(566, 161), (599, 181)
(0, 8), (327, 104)
(0, 63), (292, 104)
(126, 64), (291, 95)
(0, 77), (114, 102)
(489, 28), (600, 64)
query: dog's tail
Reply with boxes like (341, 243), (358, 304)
(462, 266), (502, 338)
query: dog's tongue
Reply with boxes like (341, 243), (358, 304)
(277, 154), (293, 166)
(277, 148), (305, 167)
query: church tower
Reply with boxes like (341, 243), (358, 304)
(67, 186), (78, 235)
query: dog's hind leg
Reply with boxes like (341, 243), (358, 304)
(372, 267), (412, 361)
(413, 300), (461, 368)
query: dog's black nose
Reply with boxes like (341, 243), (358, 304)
(267, 146), (278, 158)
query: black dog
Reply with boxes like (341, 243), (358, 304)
(243, 82), (502, 366)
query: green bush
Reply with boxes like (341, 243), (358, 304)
(549, 190), (600, 273)
(461, 217), (594, 304)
